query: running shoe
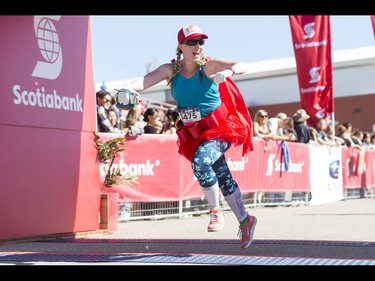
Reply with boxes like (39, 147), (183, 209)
(207, 208), (224, 232)
(238, 214), (257, 249)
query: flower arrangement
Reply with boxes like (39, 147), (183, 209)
(94, 134), (138, 187)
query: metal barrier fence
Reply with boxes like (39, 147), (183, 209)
(118, 188), (374, 222)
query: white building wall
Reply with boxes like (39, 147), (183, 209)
(95, 46), (375, 106)
(333, 65), (375, 97)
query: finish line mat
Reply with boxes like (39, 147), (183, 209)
(1, 239), (375, 265)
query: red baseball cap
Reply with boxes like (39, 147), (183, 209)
(178, 24), (208, 43)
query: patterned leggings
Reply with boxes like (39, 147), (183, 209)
(191, 139), (238, 197)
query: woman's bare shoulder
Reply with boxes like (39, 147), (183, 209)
(144, 62), (174, 83)
(158, 62), (174, 75)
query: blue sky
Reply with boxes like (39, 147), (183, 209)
(91, 15), (375, 85)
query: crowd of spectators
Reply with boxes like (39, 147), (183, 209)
(252, 107), (375, 151)
(96, 89), (180, 137)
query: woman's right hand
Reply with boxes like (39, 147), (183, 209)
(114, 87), (142, 110)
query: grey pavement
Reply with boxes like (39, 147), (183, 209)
(1, 198), (375, 266)
(102, 197), (375, 242)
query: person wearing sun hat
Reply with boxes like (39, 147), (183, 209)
(177, 24), (208, 43)
(276, 112), (287, 120)
(291, 109), (313, 203)
(293, 109), (311, 143)
(121, 23), (256, 249)
(293, 109), (310, 122)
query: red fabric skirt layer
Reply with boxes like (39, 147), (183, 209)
(177, 112), (249, 161)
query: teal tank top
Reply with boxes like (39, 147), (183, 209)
(171, 66), (221, 118)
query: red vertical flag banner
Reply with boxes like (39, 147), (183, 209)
(289, 15), (334, 127)
(371, 16), (375, 39)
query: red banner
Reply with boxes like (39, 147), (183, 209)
(364, 149), (375, 188)
(289, 15), (334, 127)
(99, 134), (311, 202)
(371, 16), (375, 40)
(98, 134), (375, 202)
(341, 147), (364, 189)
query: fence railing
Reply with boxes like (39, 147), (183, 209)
(118, 188), (374, 222)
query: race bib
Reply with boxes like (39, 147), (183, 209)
(178, 107), (201, 124)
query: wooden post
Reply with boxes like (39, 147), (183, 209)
(99, 193), (119, 231)
(100, 194), (109, 229)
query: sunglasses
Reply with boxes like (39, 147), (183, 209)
(102, 98), (112, 103)
(260, 115), (268, 118)
(183, 38), (205, 46)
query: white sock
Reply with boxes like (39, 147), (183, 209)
(225, 188), (248, 222)
(201, 182), (220, 209)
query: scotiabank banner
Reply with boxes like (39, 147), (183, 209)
(100, 134), (202, 201)
(289, 15), (334, 127)
(0, 16), (94, 132)
(0, 16), (100, 239)
(245, 140), (310, 193)
(99, 135), (311, 202)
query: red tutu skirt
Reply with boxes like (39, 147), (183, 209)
(176, 112), (250, 161)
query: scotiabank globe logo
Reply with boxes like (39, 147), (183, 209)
(329, 160), (340, 179)
(32, 16), (62, 80)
